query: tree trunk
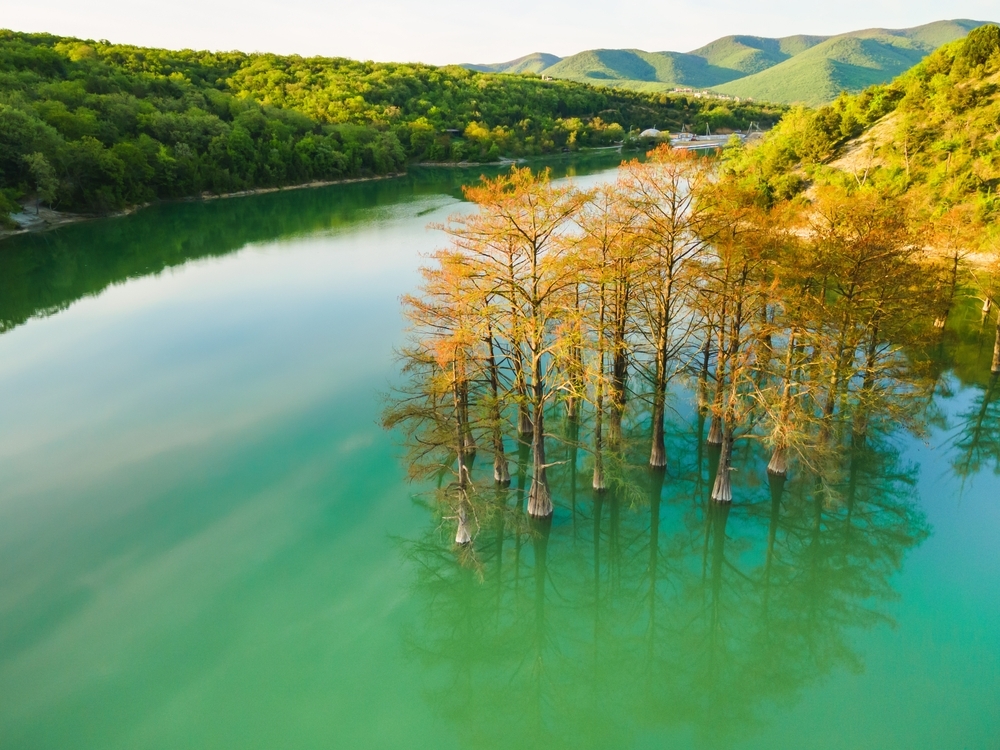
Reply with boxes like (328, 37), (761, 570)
(992, 317), (1000, 375)
(486, 323), (510, 486)
(455, 502), (472, 545)
(512, 341), (533, 439)
(767, 446), (787, 477)
(565, 283), (583, 420)
(707, 394), (724, 445)
(707, 309), (727, 445)
(453, 368), (473, 545)
(452, 369), (471, 489)
(493, 452), (510, 486)
(697, 336), (712, 413)
(528, 353), (552, 518)
(459, 380), (476, 457)
(649, 307), (668, 468)
(711, 429), (733, 503)
(593, 374), (607, 492)
(594, 288), (608, 490)
(609, 309), (628, 448)
(767, 329), (797, 477)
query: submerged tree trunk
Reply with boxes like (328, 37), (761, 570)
(935, 252), (961, 330)
(712, 312), (740, 503)
(485, 322), (509, 485)
(823, 307), (855, 424)
(455, 502), (472, 545)
(608, 300), (629, 448)
(767, 330), (797, 477)
(528, 351), (553, 518)
(711, 428), (734, 503)
(566, 283), (584, 420)
(594, 288), (608, 491)
(593, 364), (607, 492)
(453, 365), (473, 545)
(707, 308), (727, 445)
(459, 379), (476, 457)
(697, 335), (712, 413)
(649, 306), (669, 468)
(515, 366), (534, 438)
(511, 331), (533, 439)
(453, 365), (471, 490)
(766, 446), (788, 477)
(853, 320), (882, 440)
(566, 416), (580, 529)
(993, 317), (1000, 375)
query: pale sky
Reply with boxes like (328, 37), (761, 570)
(4, 0), (998, 66)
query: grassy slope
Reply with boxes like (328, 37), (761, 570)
(712, 20), (987, 104)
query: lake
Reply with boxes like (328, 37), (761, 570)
(0, 154), (997, 750)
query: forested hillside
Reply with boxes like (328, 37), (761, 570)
(0, 30), (782, 225)
(724, 23), (1000, 223)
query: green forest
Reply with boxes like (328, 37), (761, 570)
(723, 24), (1000, 220)
(0, 30), (782, 223)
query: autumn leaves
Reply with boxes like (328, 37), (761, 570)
(387, 146), (951, 542)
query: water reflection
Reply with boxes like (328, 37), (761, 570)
(0, 153), (627, 334)
(396, 406), (929, 748)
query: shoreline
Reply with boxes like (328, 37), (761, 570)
(0, 146), (629, 244)
(0, 172), (406, 243)
(413, 145), (624, 168)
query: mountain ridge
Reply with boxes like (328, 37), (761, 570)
(462, 20), (993, 105)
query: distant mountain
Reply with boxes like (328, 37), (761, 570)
(462, 20), (993, 105)
(463, 52), (560, 74)
(711, 20), (987, 104)
(689, 34), (827, 75)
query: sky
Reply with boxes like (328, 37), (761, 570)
(4, 0), (999, 65)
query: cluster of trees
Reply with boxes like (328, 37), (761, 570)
(385, 147), (998, 548)
(0, 29), (784, 223)
(386, 150), (1000, 744)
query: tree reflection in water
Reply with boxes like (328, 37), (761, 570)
(394, 405), (929, 749)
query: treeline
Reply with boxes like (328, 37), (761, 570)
(385, 151), (1000, 545)
(0, 29), (784, 223)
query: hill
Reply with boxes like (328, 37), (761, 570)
(464, 20), (992, 104)
(689, 34), (826, 75)
(463, 52), (560, 74)
(711, 20), (986, 105)
(723, 23), (1000, 218)
(540, 48), (740, 90)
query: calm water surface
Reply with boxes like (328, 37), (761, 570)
(0, 155), (998, 749)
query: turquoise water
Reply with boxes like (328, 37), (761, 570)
(0, 156), (997, 749)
